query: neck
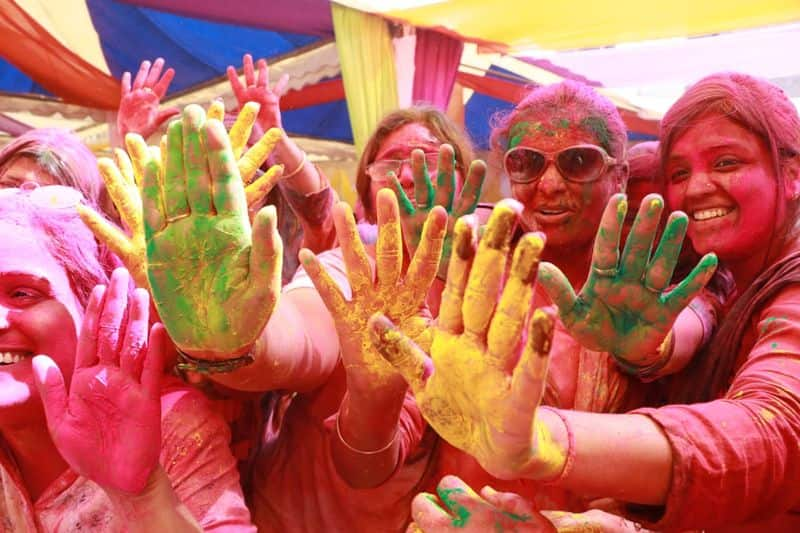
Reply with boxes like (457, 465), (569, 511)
(724, 239), (784, 290)
(2, 423), (69, 502)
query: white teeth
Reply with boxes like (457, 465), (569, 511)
(0, 352), (24, 364)
(693, 208), (732, 221)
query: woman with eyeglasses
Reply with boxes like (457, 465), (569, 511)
(0, 185), (254, 530)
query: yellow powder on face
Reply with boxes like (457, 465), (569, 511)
(759, 407), (776, 422)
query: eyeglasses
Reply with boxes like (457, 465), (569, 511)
(0, 183), (84, 209)
(366, 152), (440, 183)
(503, 144), (619, 185)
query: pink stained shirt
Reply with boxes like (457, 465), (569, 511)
(0, 376), (255, 532)
(630, 283), (800, 531)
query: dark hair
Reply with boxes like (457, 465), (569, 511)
(355, 106), (475, 223)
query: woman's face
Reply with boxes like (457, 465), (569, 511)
(665, 114), (782, 262)
(368, 123), (464, 215)
(508, 116), (622, 249)
(0, 222), (81, 427)
(0, 156), (59, 189)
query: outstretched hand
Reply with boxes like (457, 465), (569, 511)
(118, 58), (180, 139)
(408, 475), (555, 532)
(301, 189), (447, 396)
(391, 145), (485, 278)
(79, 105), (283, 291)
(33, 268), (166, 493)
(370, 200), (563, 480)
(227, 53), (289, 132)
(142, 105), (283, 360)
(537, 193), (718, 366)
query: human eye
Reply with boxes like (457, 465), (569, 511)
(7, 286), (46, 306)
(714, 156), (742, 171)
(667, 166), (690, 184)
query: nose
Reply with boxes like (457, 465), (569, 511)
(684, 170), (717, 199)
(397, 161), (416, 189)
(536, 162), (568, 195)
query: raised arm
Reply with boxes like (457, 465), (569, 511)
(302, 190), (446, 487)
(139, 105), (338, 391)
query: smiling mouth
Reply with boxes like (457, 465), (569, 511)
(0, 351), (32, 365)
(536, 208), (570, 215)
(692, 207), (734, 221)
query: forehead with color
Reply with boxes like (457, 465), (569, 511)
(507, 113), (612, 153)
(376, 123), (442, 160)
(0, 222), (67, 283)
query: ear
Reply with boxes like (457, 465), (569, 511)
(781, 156), (800, 200)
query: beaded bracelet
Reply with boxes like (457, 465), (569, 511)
(175, 348), (255, 374)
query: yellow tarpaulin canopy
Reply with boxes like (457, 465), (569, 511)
(340, 0), (800, 51)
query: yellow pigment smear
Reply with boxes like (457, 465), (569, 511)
(239, 128), (283, 184)
(229, 102), (260, 159)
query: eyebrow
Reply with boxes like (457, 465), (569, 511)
(0, 272), (54, 290)
(669, 141), (751, 161)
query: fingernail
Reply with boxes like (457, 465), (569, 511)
(513, 233), (545, 283)
(531, 308), (554, 355)
(483, 205), (517, 249)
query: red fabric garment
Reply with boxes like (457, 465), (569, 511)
(249, 365), (435, 532)
(630, 258), (800, 530)
(0, 377), (254, 531)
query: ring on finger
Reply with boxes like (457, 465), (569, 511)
(592, 266), (618, 278)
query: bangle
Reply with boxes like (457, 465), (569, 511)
(175, 347), (255, 374)
(281, 151), (307, 180)
(335, 413), (397, 455)
(538, 406), (576, 484)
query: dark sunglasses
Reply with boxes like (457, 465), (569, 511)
(504, 144), (619, 184)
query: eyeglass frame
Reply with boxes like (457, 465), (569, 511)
(503, 143), (621, 185)
(0, 183), (85, 209)
(365, 152), (444, 185)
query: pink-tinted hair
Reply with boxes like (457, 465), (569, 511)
(490, 80), (628, 160)
(627, 141), (661, 186)
(660, 72), (800, 227)
(0, 129), (112, 217)
(0, 190), (112, 308)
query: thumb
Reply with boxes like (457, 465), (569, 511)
(536, 262), (579, 317)
(479, 485), (537, 519)
(368, 313), (430, 394)
(32, 355), (68, 429)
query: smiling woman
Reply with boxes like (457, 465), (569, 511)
(0, 186), (255, 531)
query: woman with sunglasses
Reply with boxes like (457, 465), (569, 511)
(0, 185), (254, 530)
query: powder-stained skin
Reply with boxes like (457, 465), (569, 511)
(370, 200), (565, 480)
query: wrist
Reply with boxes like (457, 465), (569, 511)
(612, 330), (674, 379)
(104, 465), (171, 519)
(338, 389), (405, 450)
(520, 407), (574, 482)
